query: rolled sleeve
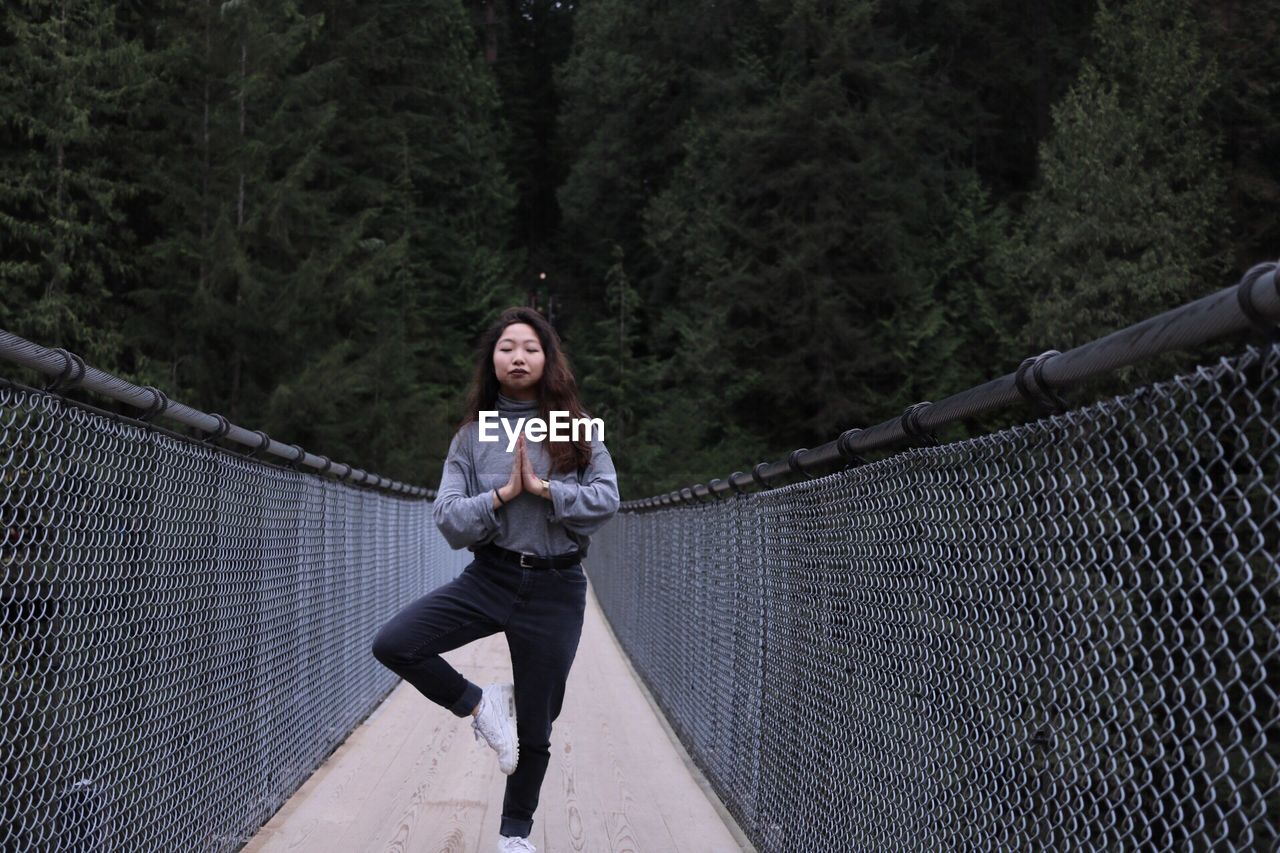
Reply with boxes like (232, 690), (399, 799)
(546, 441), (620, 536)
(432, 431), (499, 550)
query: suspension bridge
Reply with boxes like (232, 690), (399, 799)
(1, 263), (1277, 851)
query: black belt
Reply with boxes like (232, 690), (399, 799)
(476, 543), (581, 570)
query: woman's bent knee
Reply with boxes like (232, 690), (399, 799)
(370, 625), (403, 667)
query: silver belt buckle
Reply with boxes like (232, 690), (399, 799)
(519, 552), (533, 568)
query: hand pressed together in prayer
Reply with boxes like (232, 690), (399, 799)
(492, 435), (550, 510)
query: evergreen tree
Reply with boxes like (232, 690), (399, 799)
(640, 0), (975, 474)
(926, 171), (1027, 428)
(119, 0), (519, 484)
(114, 0), (337, 416)
(554, 0), (743, 310)
(0, 1), (147, 367)
(1201, 0), (1280, 269)
(1005, 0), (1229, 354)
(639, 91), (774, 489)
(286, 0), (520, 483)
(2, 0), (1267, 495)
(571, 244), (667, 495)
(459, 0), (577, 287)
(881, 0), (1098, 198)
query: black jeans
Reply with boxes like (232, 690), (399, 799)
(370, 552), (588, 839)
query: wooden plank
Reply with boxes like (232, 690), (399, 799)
(540, 715), (615, 852)
(246, 580), (751, 852)
(332, 643), (511, 852)
(614, 805), (680, 853)
(243, 683), (426, 852)
(564, 595), (744, 852)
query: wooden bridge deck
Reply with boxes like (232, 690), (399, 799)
(243, 576), (752, 853)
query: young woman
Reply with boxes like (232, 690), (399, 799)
(371, 306), (620, 853)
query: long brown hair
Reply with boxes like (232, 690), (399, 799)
(455, 306), (593, 474)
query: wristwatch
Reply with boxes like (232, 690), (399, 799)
(540, 478), (551, 496)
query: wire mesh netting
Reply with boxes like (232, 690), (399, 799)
(0, 381), (468, 851)
(589, 342), (1279, 852)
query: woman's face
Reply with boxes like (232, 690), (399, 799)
(493, 322), (545, 399)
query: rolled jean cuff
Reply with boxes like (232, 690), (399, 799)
(450, 680), (483, 717)
(500, 816), (533, 838)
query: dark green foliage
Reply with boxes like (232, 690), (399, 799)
(0, 1), (147, 365)
(1203, 0), (1280, 269)
(1005, 0), (1229, 354)
(554, 0), (744, 303)
(880, 0), (1098, 196)
(570, 245), (669, 495)
(562, 0), (1021, 486)
(93, 0), (516, 484)
(0, 0), (1273, 498)
(271, 0), (521, 482)
(460, 0), (577, 276)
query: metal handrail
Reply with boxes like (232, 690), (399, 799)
(624, 261), (1280, 510)
(0, 329), (434, 498)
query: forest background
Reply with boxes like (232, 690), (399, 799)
(0, 0), (1275, 498)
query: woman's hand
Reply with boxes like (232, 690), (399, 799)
(492, 436), (524, 509)
(519, 434), (551, 499)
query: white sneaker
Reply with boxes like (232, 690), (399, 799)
(497, 834), (536, 852)
(471, 682), (519, 775)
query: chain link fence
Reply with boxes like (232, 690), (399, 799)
(589, 342), (1279, 852)
(3, 332), (1277, 851)
(0, 379), (467, 851)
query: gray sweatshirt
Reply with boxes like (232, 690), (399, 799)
(432, 393), (620, 558)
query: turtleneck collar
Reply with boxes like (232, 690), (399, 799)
(496, 392), (539, 414)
